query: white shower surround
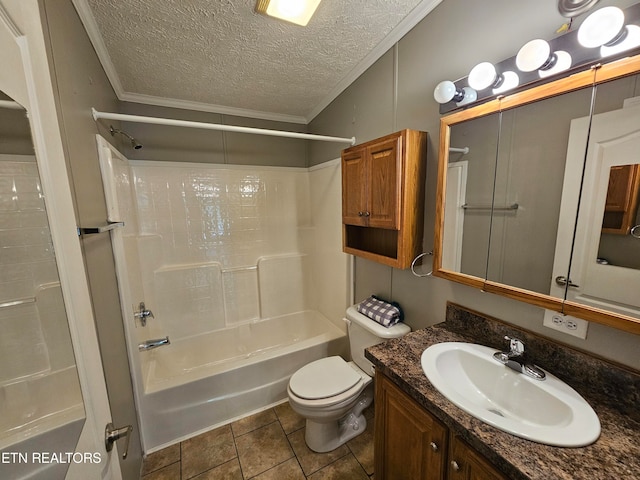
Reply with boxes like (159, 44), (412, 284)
(0, 154), (84, 472)
(98, 137), (349, 451)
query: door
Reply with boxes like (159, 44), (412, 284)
(551, 104), (640, 318)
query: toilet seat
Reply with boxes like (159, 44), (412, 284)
(289, 356), (362, 400)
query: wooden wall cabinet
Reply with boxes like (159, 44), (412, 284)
(602, 164), (640, 234)
(342, 129), (426, 269)
(375, 372), (507, 480)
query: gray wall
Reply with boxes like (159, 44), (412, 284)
(39, 1), (143, 478)
(0, 97), (33, 154)
(309, 0), (640, 370)
(119, 102), (308, 167)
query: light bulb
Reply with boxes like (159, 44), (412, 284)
(516, 39), (557, 72)
(433, 81), (459, 104)
(538, 51), (572, 78)
(468, 62), (501, 90)
(601, 25), (640, 57)
(456, 87), (477, 107)
(492, 71), (519, 94)
(578, 6), (625, 48)
(433, 81), (477, 106)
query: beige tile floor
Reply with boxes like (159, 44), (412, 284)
(141, 401), (375, 480)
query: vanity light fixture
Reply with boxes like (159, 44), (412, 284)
(433, 81), (477, 106)
(578, 6), (625, 48)
(433, 3), (640, 114)
(468, 62), (503, 90)
(255, 0), (322, 26)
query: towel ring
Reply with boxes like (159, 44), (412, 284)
(631, 225), (640, 239)
(411, 251), (433, 278)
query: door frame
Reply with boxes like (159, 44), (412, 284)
(0, 1), (121, 478)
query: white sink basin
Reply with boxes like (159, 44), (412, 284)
(421, 342), (600, 447)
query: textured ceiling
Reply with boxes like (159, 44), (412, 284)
(76, 0), (441, 123)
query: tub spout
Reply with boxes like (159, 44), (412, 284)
(138, 336), (170, 351)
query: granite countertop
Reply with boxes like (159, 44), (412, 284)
(365, 305), (640, 480)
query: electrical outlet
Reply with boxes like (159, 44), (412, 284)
(543, 310), (589, 339)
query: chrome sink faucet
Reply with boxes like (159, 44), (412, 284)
(493, 336), (546, 380)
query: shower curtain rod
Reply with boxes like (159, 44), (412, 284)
(0, 100), (24, 110)
(91, 108), (356, 145)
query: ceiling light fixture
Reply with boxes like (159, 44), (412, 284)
(255, 0), (322, 26)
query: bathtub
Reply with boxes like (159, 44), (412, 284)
(0, 367), (85, 479)
(139, 310), (347, 451)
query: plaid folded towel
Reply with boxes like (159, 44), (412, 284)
(356, 295), (404, 328)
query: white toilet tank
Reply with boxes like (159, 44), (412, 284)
(345, 305), (411, 375)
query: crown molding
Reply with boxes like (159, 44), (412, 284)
(72, 0), (125, 96)
(304, 0), (442, 122)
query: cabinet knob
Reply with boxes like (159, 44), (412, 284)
(430, 441), (438, 452)
(358, 211), (364, 216)
(451, 460), (460, 471)
(364, 211), (370, 217)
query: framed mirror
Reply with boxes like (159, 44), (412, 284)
(0, 91), (85, 479)
(434, 55), (640, 335)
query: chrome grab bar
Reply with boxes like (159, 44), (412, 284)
(462, 203), (519, 211)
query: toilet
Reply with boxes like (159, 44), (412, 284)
(287, 305), (410, 452)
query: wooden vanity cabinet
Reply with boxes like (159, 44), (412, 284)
(341, 129), (426, 269)
(375, 372), (448, 480)
(448, 436), (508, 480)
(375, 372), (507, 480)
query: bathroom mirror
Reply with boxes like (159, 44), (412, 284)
(485, 86), (595, 297)
(443, 112), (500, 280)
(434, 54), (640, 334)
(0, 90), (85, 479)
(551, 72), (640, 322)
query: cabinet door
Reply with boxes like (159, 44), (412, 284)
(448, 435), (507, 480)
(342, 148), (368, 226)
(375, 373), (447, 480)
(367, 136), (401, 229)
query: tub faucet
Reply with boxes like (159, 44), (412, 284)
(138, 336), (170, 351)
(493, 336), (545, 380)
(134, 302), (154, 326)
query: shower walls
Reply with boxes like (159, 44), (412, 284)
(99, 137), (349, 350)
(128, 159), (348, 342)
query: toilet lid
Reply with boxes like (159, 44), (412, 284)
(289, 356), (362, 400)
